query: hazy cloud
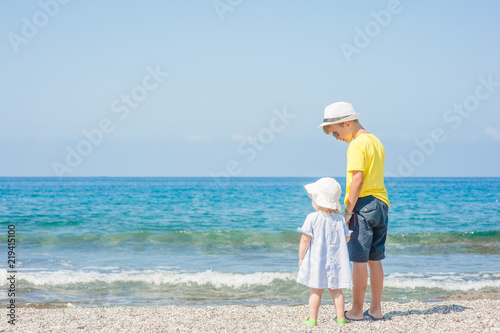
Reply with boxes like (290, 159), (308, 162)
(484, 127), (500, 142)
(231, 133), (251, 142)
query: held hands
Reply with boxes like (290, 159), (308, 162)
(344, 213), (353, 227)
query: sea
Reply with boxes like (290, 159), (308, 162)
(0, 177), (499, 308)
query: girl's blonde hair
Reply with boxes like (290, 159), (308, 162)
(312, 200), (341, 214)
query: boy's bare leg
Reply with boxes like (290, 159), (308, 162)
(309, 288), (323, 320)
(346, 262), (367, 319)
(329, 288), (345, 320)
(368, 260), (384, 319)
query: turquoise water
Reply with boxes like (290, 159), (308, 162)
(0, 177), (499, 307)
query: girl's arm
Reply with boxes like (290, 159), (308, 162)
(298, 233), (311, 267)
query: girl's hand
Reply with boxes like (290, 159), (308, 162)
(298, 259), (303, 268)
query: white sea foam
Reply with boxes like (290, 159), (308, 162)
(0, 269), (296, 288)
(384, 272), (500, 291)
(2, 269), (499, 292)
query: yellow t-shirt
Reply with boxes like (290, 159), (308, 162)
(345, 133), (390, 207)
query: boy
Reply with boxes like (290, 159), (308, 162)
(318, 101), (390, 321)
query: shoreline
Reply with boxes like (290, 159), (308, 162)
(2, 299), (499, 332)
(13, 290), (500, 309)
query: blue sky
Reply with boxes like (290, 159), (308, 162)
(1, 0), (499, 177)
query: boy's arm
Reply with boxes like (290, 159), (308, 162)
(298, 234), (311, 267)
(344, 170), (363, 226)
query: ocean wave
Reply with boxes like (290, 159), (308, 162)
(2, 269), (499, 293)
(387, 230), (499, 245)
(386, 230), (500, 254)
(15, 229), (500, 245)
(15, 230), (300, 249)
(14, 230), (500, 254)
(0, 269), (297, 288)
(385, 272), (500, 291)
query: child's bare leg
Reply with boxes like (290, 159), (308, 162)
(328, 288), (345, 320)
(368, 260), (384, 319)
(346, 262), (367, 320)
(308, 288), (323, 320)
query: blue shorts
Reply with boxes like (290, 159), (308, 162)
(348, 196), (389, 263)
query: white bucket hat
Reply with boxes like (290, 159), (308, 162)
(304, 177), (342, 212)
(318, 102), (360, 128)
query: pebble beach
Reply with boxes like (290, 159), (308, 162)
(2, 299), (499, 332)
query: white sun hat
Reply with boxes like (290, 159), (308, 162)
(318, 102), (361, 128)
(304, 177), (342, 212)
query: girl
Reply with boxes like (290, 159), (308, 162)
(297, 177), (352, 326)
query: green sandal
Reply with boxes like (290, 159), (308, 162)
(336, 318), (348, 324)
(302, 317), (317, 327)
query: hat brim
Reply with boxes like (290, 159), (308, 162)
(317, 113), (360, 128)
(304, 183), (341, 211)
(304, 183), (316, 196)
